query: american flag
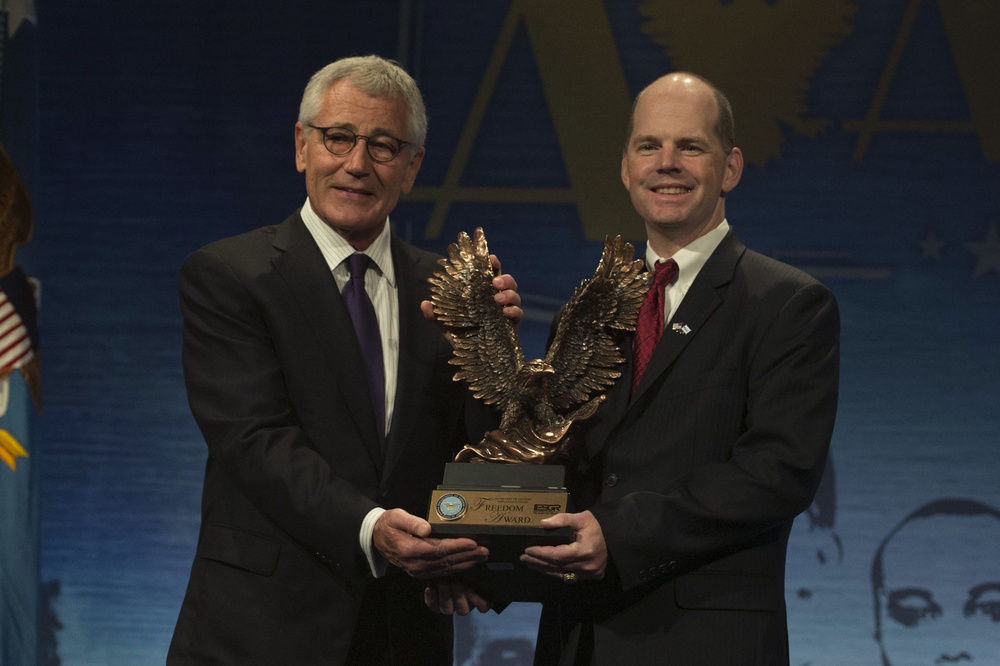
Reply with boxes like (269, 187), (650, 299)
(0, 267), (38, 374)
(0, 292), (32, 371)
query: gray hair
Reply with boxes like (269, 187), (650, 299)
(298, 55), (427, 148)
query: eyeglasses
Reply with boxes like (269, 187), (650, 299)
(308, 125), (411, 163)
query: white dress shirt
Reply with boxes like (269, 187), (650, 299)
(300, 198), (398, 577)
(643, 220), (730, 325)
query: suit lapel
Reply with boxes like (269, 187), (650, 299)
(382, 234), (442, 477)
(580, 232), (748, 460)
(628, 231), (747, 404)
(270, 214), (385, 469)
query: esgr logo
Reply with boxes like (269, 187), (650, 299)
(533, 503), (561, 515)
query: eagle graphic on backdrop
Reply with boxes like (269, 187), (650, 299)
(0, 143), (41, 472)
(429, 228), (648, 464)
(639, 0), (857, 166)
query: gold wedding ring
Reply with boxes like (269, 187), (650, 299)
(562, 572), (577, 584)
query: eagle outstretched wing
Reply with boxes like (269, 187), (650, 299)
(429, 229), (648, 463)
(542, 235), (648, 412)
(428, 228), (525, 415)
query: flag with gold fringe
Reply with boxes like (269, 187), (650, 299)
(1, 1), (41, 663)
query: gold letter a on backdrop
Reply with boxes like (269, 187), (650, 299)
(846, 0), (1000, 162)
(414, 0), (642, 242)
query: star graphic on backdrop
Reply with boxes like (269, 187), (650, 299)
(2, 0), (36, 37)
(964, 222), (1000, 278)
(919, 230), (945, 260)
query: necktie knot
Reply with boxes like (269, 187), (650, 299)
(651, 258), (678, 289)
(347, 253), (373, 281)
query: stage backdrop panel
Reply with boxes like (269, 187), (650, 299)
(33, 1), (1000, 664)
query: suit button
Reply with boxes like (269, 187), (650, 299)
(605, 474), (618, 487)
(667, 561), (678, 571)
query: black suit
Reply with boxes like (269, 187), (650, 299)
(537, 230), (840, 665)
(168, 212), (470, 664)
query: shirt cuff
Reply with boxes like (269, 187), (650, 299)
(360, 506), (388, 578)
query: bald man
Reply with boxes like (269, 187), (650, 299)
(521, 72), (840, 665)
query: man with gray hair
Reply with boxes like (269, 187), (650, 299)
(168, 55), (519, 665)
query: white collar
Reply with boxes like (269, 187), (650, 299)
(643, 220), (729, 302)
(300, 198), (395, 286)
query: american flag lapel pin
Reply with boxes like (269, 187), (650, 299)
(671, 322), (691, 335)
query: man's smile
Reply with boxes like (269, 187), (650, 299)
(332, 184), (373, 196)
(651, 185), (691, 195)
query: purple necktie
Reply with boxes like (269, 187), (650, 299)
(632, 259), (678, 395)
(343, 253), (385, 442)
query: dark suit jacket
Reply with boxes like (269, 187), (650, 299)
(537, 230), (840, 666)
(168, 212), (470, 665)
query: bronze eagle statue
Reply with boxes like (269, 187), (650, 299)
(429, 228), (649, 464)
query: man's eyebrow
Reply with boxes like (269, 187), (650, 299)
(313, 122), (354, 131)
(370, 126), (405, 138)
(315, 122), (403, 137)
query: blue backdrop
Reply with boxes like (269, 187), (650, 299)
(21, 1), (1000, 663)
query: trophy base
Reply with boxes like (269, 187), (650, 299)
(428, 462), (573, 605)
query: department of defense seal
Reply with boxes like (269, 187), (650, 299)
(435, 493), (467, 521)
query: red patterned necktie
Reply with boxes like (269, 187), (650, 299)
(631, 259), (678, 395)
